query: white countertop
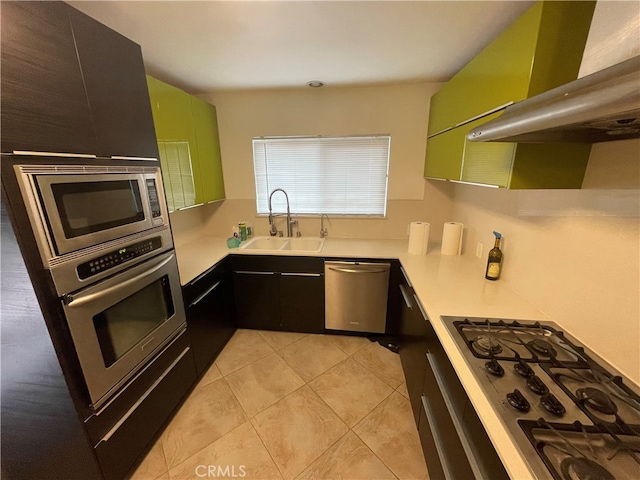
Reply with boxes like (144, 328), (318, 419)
(174, 234), (546, 479)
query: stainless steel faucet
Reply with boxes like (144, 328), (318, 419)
(268, 188), (296, 237)
(320, 213), (329, 238)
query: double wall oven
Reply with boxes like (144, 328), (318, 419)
(15, 164), (186, 410)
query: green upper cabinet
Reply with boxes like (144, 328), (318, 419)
(146, 75), (225, 211)
(191, 97), (226, 202)
(425, 0), (596, 188)
(460, 114), (591, 189)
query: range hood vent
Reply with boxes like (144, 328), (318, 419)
(467, 55), (640, 143)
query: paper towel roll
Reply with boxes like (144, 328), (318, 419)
(408, 222), (430, 255)
(441, 222), (463, 255)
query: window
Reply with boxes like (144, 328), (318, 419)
(252, 135), (390, 216)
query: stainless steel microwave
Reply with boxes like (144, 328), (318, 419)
(15, 164), (173, 293)
(15, 164), (169, 256)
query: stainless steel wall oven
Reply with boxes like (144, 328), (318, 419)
(13, 163), (186, 410)
(62, 250), (185, 408)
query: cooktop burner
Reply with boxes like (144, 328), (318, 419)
(542, 364), (640, 436)
(443, 316), (640, 480)
(519, 420), (640, 480)
(455, 318), (587, 365)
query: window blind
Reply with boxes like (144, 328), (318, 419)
(252, 135), (390, 216)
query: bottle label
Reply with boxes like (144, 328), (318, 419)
(487, 262), (500, 278)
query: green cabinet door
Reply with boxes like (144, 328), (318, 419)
(190, 97), (225, 203)
(460, 113), (516, 188)
(428, 1), (594, 135)
(460, 113), (591, 189)
(147, 75), (204, 210)
(425, 0), (595, 188)
(424, 128), (466, 180)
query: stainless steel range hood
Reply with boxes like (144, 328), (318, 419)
(467, 55), (640, 143)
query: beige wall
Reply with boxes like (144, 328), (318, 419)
(448, 139), (640, 382)
(188, 82), (455, 243)
(169, 0), (640, 383)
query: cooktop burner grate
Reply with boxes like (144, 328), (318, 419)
(454, 318), (587, 365)
(518, 420), (640, 480)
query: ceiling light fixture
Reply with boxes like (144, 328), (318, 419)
(307, 81), (325, 88)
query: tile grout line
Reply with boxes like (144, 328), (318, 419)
(246, 416), (287, 480)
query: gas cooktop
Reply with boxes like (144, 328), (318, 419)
(443, 316), (640, 480)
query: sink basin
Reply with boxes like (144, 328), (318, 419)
(239, 236), (325, 252)
(282, 236), (325, 252)
(239, 236), (288, 250)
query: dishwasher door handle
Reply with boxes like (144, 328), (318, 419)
(328, 266), (388, 274)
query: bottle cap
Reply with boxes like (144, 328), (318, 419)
(493, 231), (502, 239)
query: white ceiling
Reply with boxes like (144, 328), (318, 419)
(69, 1), (536, 94)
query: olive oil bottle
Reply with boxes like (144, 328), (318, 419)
(485, 231), (503, 281)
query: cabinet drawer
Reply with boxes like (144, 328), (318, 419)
(94, 347), (196, 480)
(183, 262), (226, 307)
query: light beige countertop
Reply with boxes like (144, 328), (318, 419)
(174, 234), (546, 479)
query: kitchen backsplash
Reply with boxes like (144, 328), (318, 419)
(449, 138), (640, 384)
(170, 180), (454, 245)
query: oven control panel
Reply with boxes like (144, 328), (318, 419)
(77, 236), (163, 279)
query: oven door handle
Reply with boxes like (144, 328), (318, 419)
(65, 254), (173, 308)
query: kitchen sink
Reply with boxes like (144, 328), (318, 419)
(239, 237), (289, 250)
(281, 237), (325, 252)
(239, 236), (325, 252)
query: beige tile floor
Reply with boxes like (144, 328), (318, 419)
(129, 329), (429, 480)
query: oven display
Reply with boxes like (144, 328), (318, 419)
(77, 236), (162, 279)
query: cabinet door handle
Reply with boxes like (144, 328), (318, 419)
(97, 347), (190, 444)
(234, 270), (275, 275)
(413, 293), (429, 320)
(280, 272), (322, 277)
(421, 395), (455, 480)
(177, 203), (204, 211)
(12, 150), (97, 158)
(189, 280), (222, 308)
(426, 353), (483, 479)
(400, 266), (412, 287)
(328, 266), (388, 274)
(110, 155), (157, 161)
(399, 284), (413, 309)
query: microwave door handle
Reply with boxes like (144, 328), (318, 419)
(65, 255), (173, 308)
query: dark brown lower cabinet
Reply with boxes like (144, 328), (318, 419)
(230, 255), (325, 334)
(419, 320), (509, 480)
(94, 340), (196, 480)
(279, 272), (325, 333)
(396, 264), (509, 480)
(397, 266), (428, 424)
(184, 261), (236, 376)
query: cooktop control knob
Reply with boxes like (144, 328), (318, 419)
(541, 393), (566, 416)
(526, 375), (549, 395)
(485, 357), (505, 377)
(506, 389), (531, 412)
(514, 359), (535, 378)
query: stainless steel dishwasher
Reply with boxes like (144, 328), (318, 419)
(324, 261), (391, 333)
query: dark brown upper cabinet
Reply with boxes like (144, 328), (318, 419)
(68, 8), (159, 160)
(0, 1), (99, 155)
(1, 2), (159, 160)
